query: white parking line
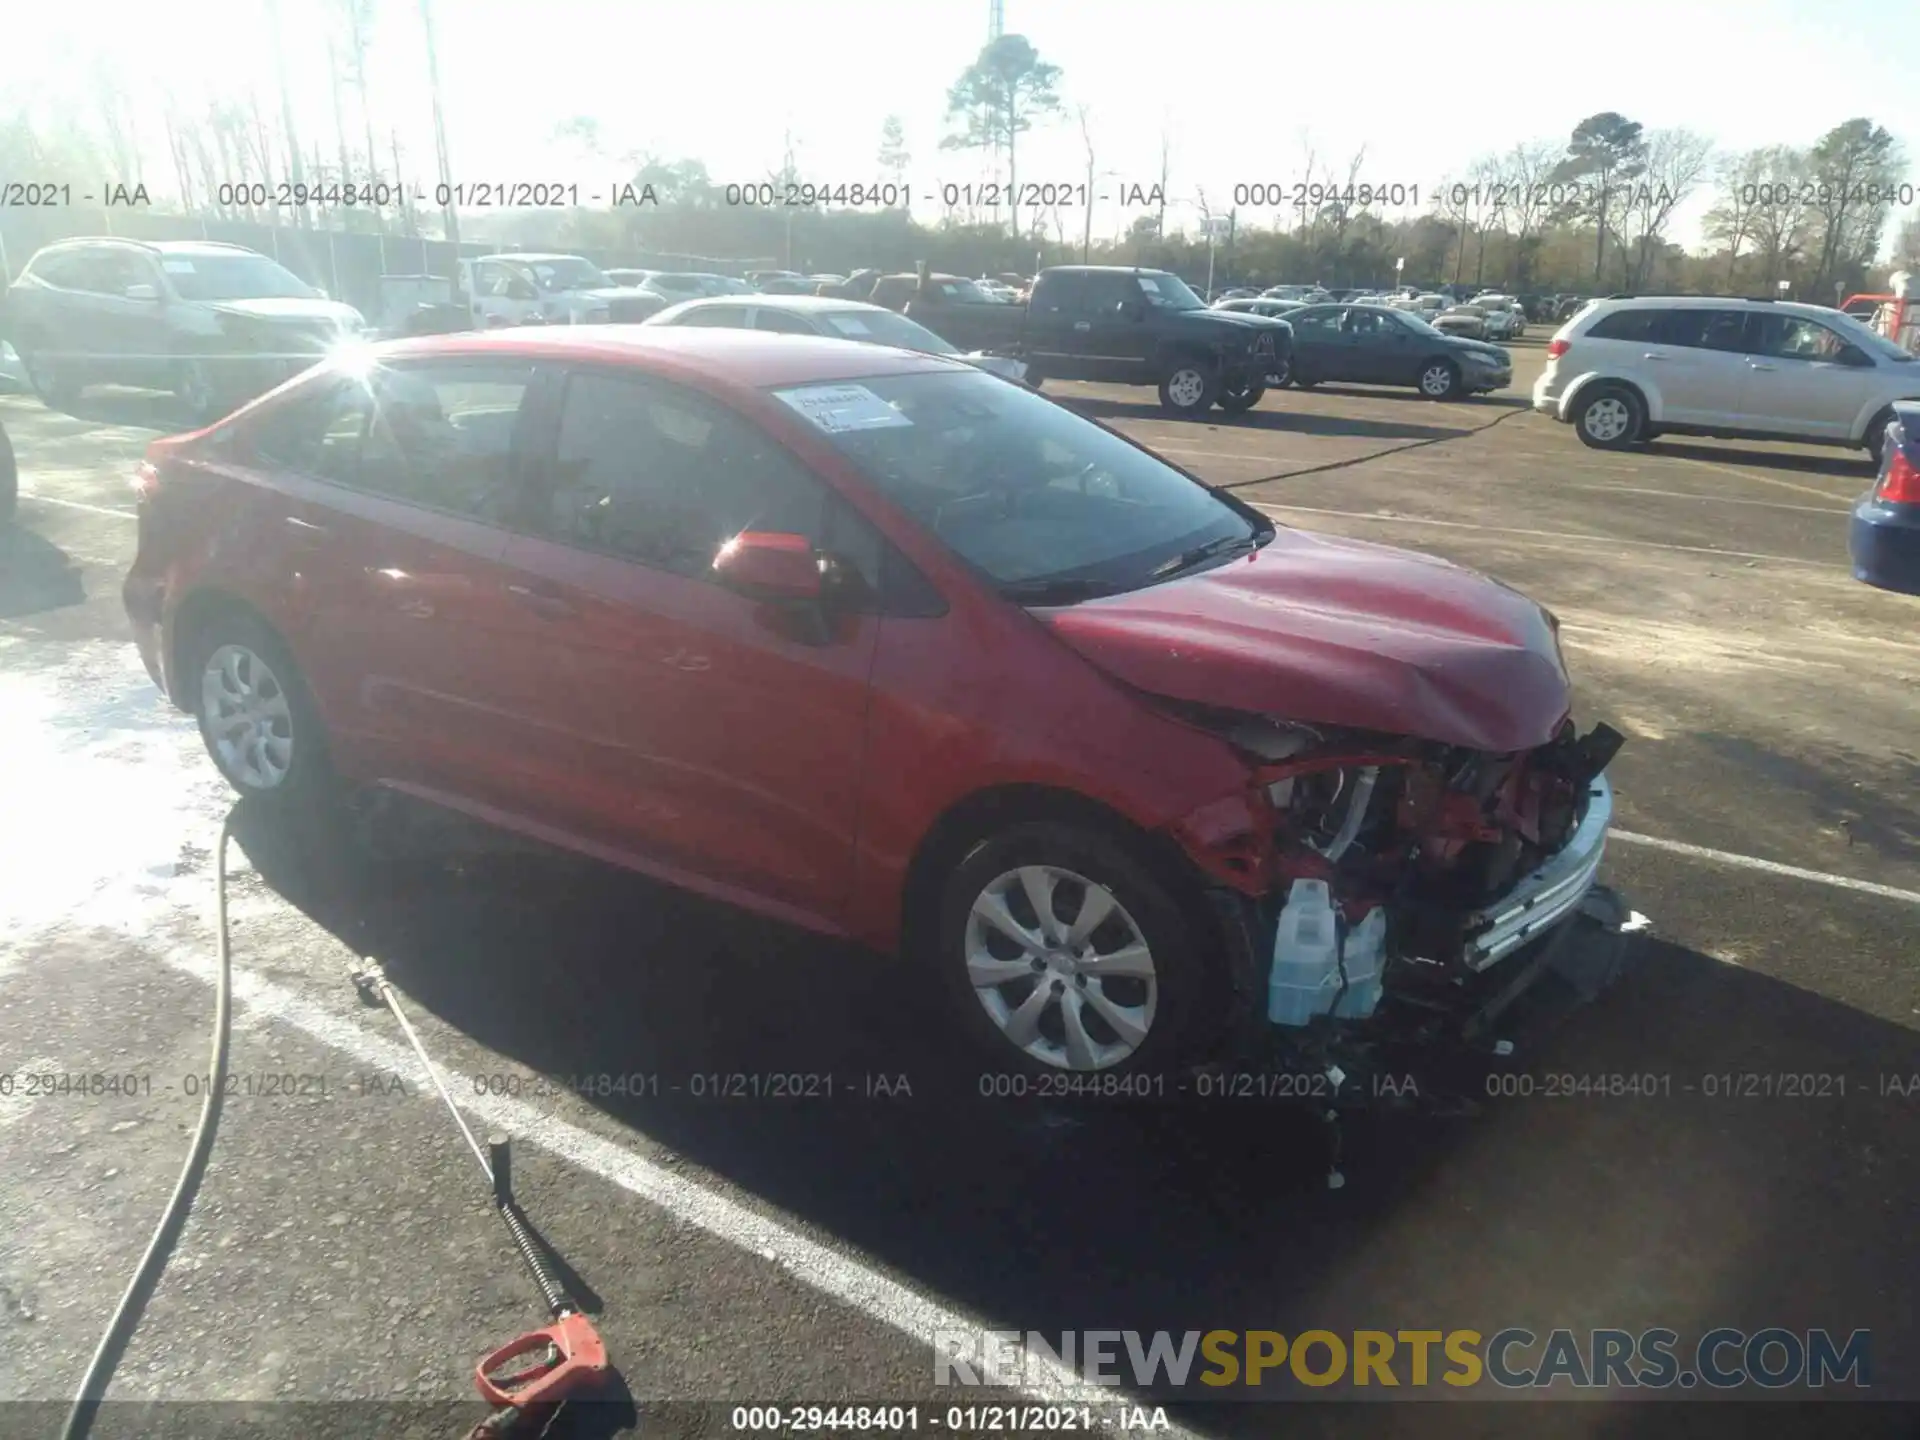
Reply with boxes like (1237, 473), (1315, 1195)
(1253, 502), (1830, 566)
(1611, 831), (1920, 907)
(19, 490), (137, 520)
(136, 916), (1191, 1426)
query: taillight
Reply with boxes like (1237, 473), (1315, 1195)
(1546, 338), (1569, 359)
(1878, 445), (1920, 504)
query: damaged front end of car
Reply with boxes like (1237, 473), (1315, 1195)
(1162, 698), (1633, 1111)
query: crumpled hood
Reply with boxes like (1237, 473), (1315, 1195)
(1036, 528), (1572, 752)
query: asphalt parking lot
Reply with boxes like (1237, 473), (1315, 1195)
(1, 341), (1916, 1440)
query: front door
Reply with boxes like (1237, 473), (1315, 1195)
(1735, 312), (1874, 441)
(1284, 306), (1344, 382)
(499, 366), (880, 921)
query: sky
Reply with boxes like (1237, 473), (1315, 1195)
(5, 0), (1919, 251)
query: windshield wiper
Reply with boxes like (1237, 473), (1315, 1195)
(998, 576), (1124, 605)
(1147, 531), (1263, 580)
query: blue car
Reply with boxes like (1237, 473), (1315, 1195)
(1851, 402), (1920, 595)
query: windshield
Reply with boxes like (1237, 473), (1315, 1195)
(768, 369), (1265, 598)
(1135, 274), (1206, 311)
(160, 253), (317, 301)
(1827, 309), (1918, 363)
(524, 258), (611, 292)
(818, 308), (959, 355)
(701, 276), (753, 295)
(1391, 309), (1447, 338)
(931, 277), (994, 303)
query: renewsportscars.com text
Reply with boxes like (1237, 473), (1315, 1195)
(933, 1328), (1872, 1392)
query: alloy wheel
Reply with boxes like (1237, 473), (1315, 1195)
(201, 643), (295, 790)
(177, 361), (214, 419)
(1166, 368), (1207, 409)
(1420, 364), (1456, 397)
(963, 864), (1158, 1071)
(1582, 397), (1631, 443)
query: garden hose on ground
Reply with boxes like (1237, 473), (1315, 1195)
(59, 807), (239, 1440)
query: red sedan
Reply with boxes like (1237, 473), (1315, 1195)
(125, 327), (1624, 1079)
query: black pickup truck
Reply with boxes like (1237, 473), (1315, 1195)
(895, 265), (1294, 415)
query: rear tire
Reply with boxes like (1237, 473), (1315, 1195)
(1158, 360), (1221, 415)
(1572, 383), (1646, 449)
(934, 822), (1222, 1078)
(0, 421), (15, 525)
(1864, 406), (1898, 468)
(183, 608), (334, 809)
(21, 337), (81, 409)
(173, 359), (222, 424)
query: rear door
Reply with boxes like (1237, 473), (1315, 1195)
(1285, 306), (1344, 380)
(1645, 308), (1750, 425)
(1735, 312), (1874, 440)
(240, 359), (562, 809)
(496, 366), (882, 919)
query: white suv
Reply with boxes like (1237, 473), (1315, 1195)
(1534, 295), (1920, 463)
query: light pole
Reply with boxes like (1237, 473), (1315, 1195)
(419, 0), (461, 259)
(1395, 255), (1405, 293)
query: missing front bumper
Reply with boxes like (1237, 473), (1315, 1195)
(1463, 774), (1614, 970)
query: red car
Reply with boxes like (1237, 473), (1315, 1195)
(125, 328), (1625, 1081)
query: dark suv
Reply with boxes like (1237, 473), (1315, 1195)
(0, 238), (368, 420)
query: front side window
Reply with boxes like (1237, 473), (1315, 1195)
(540, 371), (827, 576)
(245, 374), (373, 484)
(768, 368), (1267, 601)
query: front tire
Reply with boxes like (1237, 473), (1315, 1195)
(174, 359), (222, 424)
(1158, 360), (1221, 415)
(1217, 380), (1266, 413)
(934, 823), (1220, 1077)
(1572, 383), (1646, 449)
(1864, 406), (1898, 468)
(185, 609), (332, 808)
(1417, 358), (1462, 400)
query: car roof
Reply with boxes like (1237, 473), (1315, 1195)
(478, 253), (583, 264)
(679, 295), (890, 313)
(371, 325), (960, 388)
(35, 237), (258, 257)
(1580, 295), (1841, 321)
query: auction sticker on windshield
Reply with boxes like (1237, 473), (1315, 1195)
(774, 384), (913, 433)
(824, 315), (873, 336)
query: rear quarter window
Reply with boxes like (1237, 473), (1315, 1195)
(1584, 309), (1661, 342)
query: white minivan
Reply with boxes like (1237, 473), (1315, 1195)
(1534, 295), (1920, 463)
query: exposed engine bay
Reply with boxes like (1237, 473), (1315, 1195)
(1160, 697), (1630, 1096)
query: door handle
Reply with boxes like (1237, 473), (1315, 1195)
(1639, 352), (1668, 361)
(1747, 361), (1776, 370)
(283, 515), (329, 535)
(1073, 321), (1091, 332)
(506, 582), (577, 620)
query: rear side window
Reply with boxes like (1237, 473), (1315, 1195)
(539, 371), (827, 577)
(670, 305), (751, 328)
(247, 376), (373, 483)
(1655, 309), (1749, 351)
(356, 363), (536, 522)
(752, 309), (818, 335)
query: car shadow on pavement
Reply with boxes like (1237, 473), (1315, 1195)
(1692, 733), (1919, 865)
(1648, 439), (1873, 479)
(1060, 396), (1474, 445)
(0, 522), (86, 618)
(226, 794), (1920, 1424)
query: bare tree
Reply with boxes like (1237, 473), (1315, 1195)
(878, 115), (910, 215)
(1703, 148), (1767, 285)
(1432, 176), (1472, 284)
(1891, 208), (1920, 272)
(1077, 104), (1097, 261)
(1805, 118), (1905, 288)
(1502, 139), (1558, 288)
(1748, 145), (1812, 286)
(1621, 129), (1713, 290)
(1464, 155), (1501, 286)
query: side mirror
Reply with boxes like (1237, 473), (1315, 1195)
(125, 283), (159, 302)
(713, 531), (824, 602)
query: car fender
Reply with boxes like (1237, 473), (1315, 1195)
(1557, 369), (1664, 425)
